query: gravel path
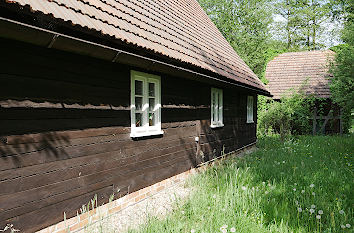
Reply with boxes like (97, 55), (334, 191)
(77, 181), (192, 233)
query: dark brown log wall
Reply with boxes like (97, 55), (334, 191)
(0, 39), (256, 232)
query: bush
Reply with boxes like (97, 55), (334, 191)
(258, 91), (313, 139)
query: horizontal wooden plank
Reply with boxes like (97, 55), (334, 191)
(0, 139), (196, 195)
(0, 149), (195, 221)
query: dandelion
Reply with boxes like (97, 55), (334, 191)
(213, 194), (217, 199)
(191, 229), (196, 233)
(262, 182), (265, 185)
(310, 209), (315, 214)
(220, 225), (228, 233)
(230, 227), (236, 232)
(241, 186), (247, 191)
(298, 207), (303, 212)
(341, 225), (346, 229)
(301, 190), (305, 194)
(318, 210), (323, 215)
(265, 191), (269, 194)
(311, 205), (316, 209)
(316, 215), (321, 220)
(346, 224), (351, 228)
(283, 161), (285, 163)
(294, 183), (297, 185)
(293, 188), (296, 191)
(268, 183), (271, 187)
(310, 184), (315, 188)
(312, 192), (316, 196)
(339, 210), (345, 215)
(295, 201), (299, 205)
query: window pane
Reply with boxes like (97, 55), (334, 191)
(135, 80), (143, 95)
(148, 83), (155, 97)
(149, 113), (155, 126)
(149, 98), (155, 111)
(135, 113), (142, 127)
(135, 97), (143, 110)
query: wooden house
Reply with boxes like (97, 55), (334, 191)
(0, 0), (270, 232)
(265, 50), (342, 134)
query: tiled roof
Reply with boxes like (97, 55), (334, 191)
(3, 0), (267, 92)
(265, 50), (335, 99)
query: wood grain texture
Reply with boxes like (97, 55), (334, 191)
(0, 39), (257, 232)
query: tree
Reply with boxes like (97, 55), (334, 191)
(330, 0), (354, 133)
(198, 0), (274, 79)
(274, 0), (338, 50)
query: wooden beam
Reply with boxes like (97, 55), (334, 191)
(339, 108), (343, 135)
(313, 107), (317, 135)
(320, 110), (333, 134)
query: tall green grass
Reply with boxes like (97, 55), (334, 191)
(130, 135), (353, 233)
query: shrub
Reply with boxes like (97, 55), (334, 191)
(258, 91), (313, 139)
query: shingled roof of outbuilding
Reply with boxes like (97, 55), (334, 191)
(3, 0), (268, 93)
(265, 50), (335, 100)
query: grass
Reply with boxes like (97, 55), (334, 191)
(129, 135), (353, 233)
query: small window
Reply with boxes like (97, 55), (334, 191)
(131, 71), (163, 137)
(247, 96), (254, 123)
(211, 88), (223, 128)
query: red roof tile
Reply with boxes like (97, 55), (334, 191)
(3, 0), (267, 92)
(265, 50), (335, 99)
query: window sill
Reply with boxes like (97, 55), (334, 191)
(246, 121), (254, 124)
(210, 123), (224, 128)
(130, 130), (164, 138)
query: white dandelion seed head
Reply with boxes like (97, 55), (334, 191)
(341, 225), (346, 229)
(283, 161), (285, 163)
(262, 182), (265, 185)
(310, 184), (315, 188)
(221, 225), (228, 229)
(311, 205), (316, 209)
(230, 227), (236, 232)
(301, 190), (305, 194)
(220, 229), (227, 233)
(191, 229), (196, 233)
(293, 188), (297, 191)
(295, 201), (299, 205)
(346, 224), (351, 228)
(265, 191), (269, 194)
(298, 207), (303, 212)
(294, 183), (297, 185)
(241, 186), (247, 191)
(316, 215), (321, 219)
(339, 210), (345, 215)
(318, 210), (323, 215)
(312, 192), (316, 196)
(310, 209), (315, 214)
(268, 183), (271, 187)
(213, 194), (217, 199)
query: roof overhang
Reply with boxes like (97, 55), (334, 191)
(0, 16), (272, 96)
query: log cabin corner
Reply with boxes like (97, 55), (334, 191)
(0, 0), (271, 232)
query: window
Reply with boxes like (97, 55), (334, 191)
(247, 96), (254, 123)
(211, 88), (223, 128)
(130, 70), (162, 137)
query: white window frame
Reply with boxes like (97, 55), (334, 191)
(247, 95), (254, 123)
(130, 70), (163, 138)
(210, 87), (224, 128)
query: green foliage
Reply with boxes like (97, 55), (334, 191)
(130, 135), (354, 233)
(258, 91), (314, 139)
(274, 0), (340, 50)
(330, 0), (354, 133)
(198, 0), (274, 78)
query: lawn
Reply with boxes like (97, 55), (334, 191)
(129, 135), (353, 233)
